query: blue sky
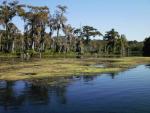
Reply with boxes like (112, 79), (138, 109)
(1, 0), (150, 41)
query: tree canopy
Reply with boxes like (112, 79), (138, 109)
(0, 0), (146, 58)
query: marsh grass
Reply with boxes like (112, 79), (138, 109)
(0, 57), (150, 81)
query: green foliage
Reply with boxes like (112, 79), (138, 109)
(128, 40), (143, 56)
(0, 0), (144, 58)
(103, 29), (128, 55)
(143, 37), (150, 56)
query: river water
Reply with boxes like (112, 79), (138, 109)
(0, 65), (150, 113)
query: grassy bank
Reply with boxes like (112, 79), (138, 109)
(0, 57), (150, 81)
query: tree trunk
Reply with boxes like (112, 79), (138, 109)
(5, 23), (9, 52)
(113, 42), (116, 54)
(42, 42), (45, 51)
(12, 40), (15, 53)
(32, 41), (35, 50)
(39, 52), (42, 59)
(57, 28), (60, 38)
(21, 37), (24, 51)
(0, 34), (2, 52)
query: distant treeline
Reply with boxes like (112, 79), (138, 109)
(0, 0), (149, 57)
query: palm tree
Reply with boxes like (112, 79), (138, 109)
(7, 22), (20, 52)
(47, 5), (67, 52)
(103, 28), (119, 54)
(15, 3), (26, 52)
(63, 24), (75, 52)
(0, 0), (18, 52)
(115, 34), (128, 55)
(55, 5), (67, 39)
(82, 26), (102, 45)
(25, 6), (49, 51)
(120, 34), (128, 55)
(82, 26), (102, 53)
(74, 28), (84, 56)
(0, 0), (130, 56)
(36, 7), (49, 52)
(48, 15), (56, 51)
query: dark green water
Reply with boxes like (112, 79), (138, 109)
(0, 65), (150, 113)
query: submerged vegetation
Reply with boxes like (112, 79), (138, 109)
(0, 57), (150, 81)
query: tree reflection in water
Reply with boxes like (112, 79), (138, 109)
(0, 77), (72, 111)
(146, 64), (150, 69)
(82, 72), (118, 82)
(0, 73), (118, 112)
(0, 81), (25, 110)
(26, 83), (49, 105)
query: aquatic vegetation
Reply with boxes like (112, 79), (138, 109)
(0, 57), (150, 81)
